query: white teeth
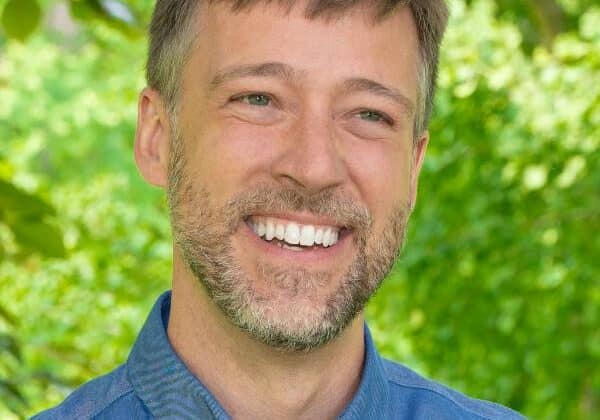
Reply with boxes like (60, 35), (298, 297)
(322, 228), (331, 247)
(299, 225), (315, 246)
(257, 222), (266, 237)
(265, 220), (275, 240)
(284, 223), (300, 245)
(250, 217), (340, 247)
(275, 224), (285, 240)
(314, 228), (324, 245)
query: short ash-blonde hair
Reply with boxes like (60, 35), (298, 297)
(147, 0), (448, 136)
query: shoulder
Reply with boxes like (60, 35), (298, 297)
(31, 364), (151, 420)
(381, 359), (526, 420)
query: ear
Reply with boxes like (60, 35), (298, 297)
(408, 131), (429, 210)
(134, 87), (171, 188)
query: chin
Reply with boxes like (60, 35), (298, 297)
(206, 251), (372, 351)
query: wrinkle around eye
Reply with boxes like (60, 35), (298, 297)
(340, 112), (401, 141)
(222, 98), (285, 125)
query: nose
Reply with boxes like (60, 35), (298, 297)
(272, 109), (346, 193)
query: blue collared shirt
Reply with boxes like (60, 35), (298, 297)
(33, 291), (524, 419)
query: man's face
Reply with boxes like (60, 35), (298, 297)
(168, 2), (426, 350)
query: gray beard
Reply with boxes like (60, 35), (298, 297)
(167, 134), (410, 351)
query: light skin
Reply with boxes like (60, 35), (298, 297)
(134, 2), (428, 419)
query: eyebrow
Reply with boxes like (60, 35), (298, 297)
(209, 61), (415, 115)
(341, 78), (415, 116)
(210, 62), (302, 89)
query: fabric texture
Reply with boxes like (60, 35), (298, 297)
(33, 291), (525, 419)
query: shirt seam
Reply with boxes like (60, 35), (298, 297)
(90, 388), (137, 419)
(386, 379), (499, 420)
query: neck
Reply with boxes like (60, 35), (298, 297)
(167, 253), (365, 420)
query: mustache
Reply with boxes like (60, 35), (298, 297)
(221, 185), (372, 234)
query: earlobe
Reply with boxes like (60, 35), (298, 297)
(409, 131), (429, 210)
(134, 87), (170, 188)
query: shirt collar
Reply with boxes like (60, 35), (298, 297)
(127, 291), (389, 419)
(339, 323), (390, 418)
(127, 291), (230, 419)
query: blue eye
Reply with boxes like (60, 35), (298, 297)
(358, 110), (387, 123)
(241, 94), (271, 106)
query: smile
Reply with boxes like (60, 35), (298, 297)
(247, 216), (343, 250)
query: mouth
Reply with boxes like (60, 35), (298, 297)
(245, 215), (350, 252)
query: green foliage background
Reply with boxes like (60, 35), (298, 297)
(0, 0), (598, 418)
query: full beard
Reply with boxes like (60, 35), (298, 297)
(167, 133), (411, 352)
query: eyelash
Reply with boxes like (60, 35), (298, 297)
(231, 92), (274, 106)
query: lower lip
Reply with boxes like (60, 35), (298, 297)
(240, 222), (352, 264)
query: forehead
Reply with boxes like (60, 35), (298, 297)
(183, 1), (419, 99)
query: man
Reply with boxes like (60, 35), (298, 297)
(35, 0), (524, 418)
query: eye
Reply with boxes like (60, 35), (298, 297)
(237, 93), (271, 106)
(357, 110), (392, 125)
(342, 107), (398, 140)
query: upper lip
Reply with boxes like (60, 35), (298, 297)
(246, 211), (347, 229)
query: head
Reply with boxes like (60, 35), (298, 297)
(135, 0), (448, 351)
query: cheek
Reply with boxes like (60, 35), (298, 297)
(219, 119), (282, 165)
(185, 118), (282, 198)
(345, 139), (413, 211)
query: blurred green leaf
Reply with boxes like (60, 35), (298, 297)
(0, 379), (27, 410)
(10, 219), (65, 258)
(0, 180), (55, 217)
(69, 0), (140, 36)
(0, 333), (21, 362)
(0, 305), (17, 326)
(0, 0), (41, 41)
